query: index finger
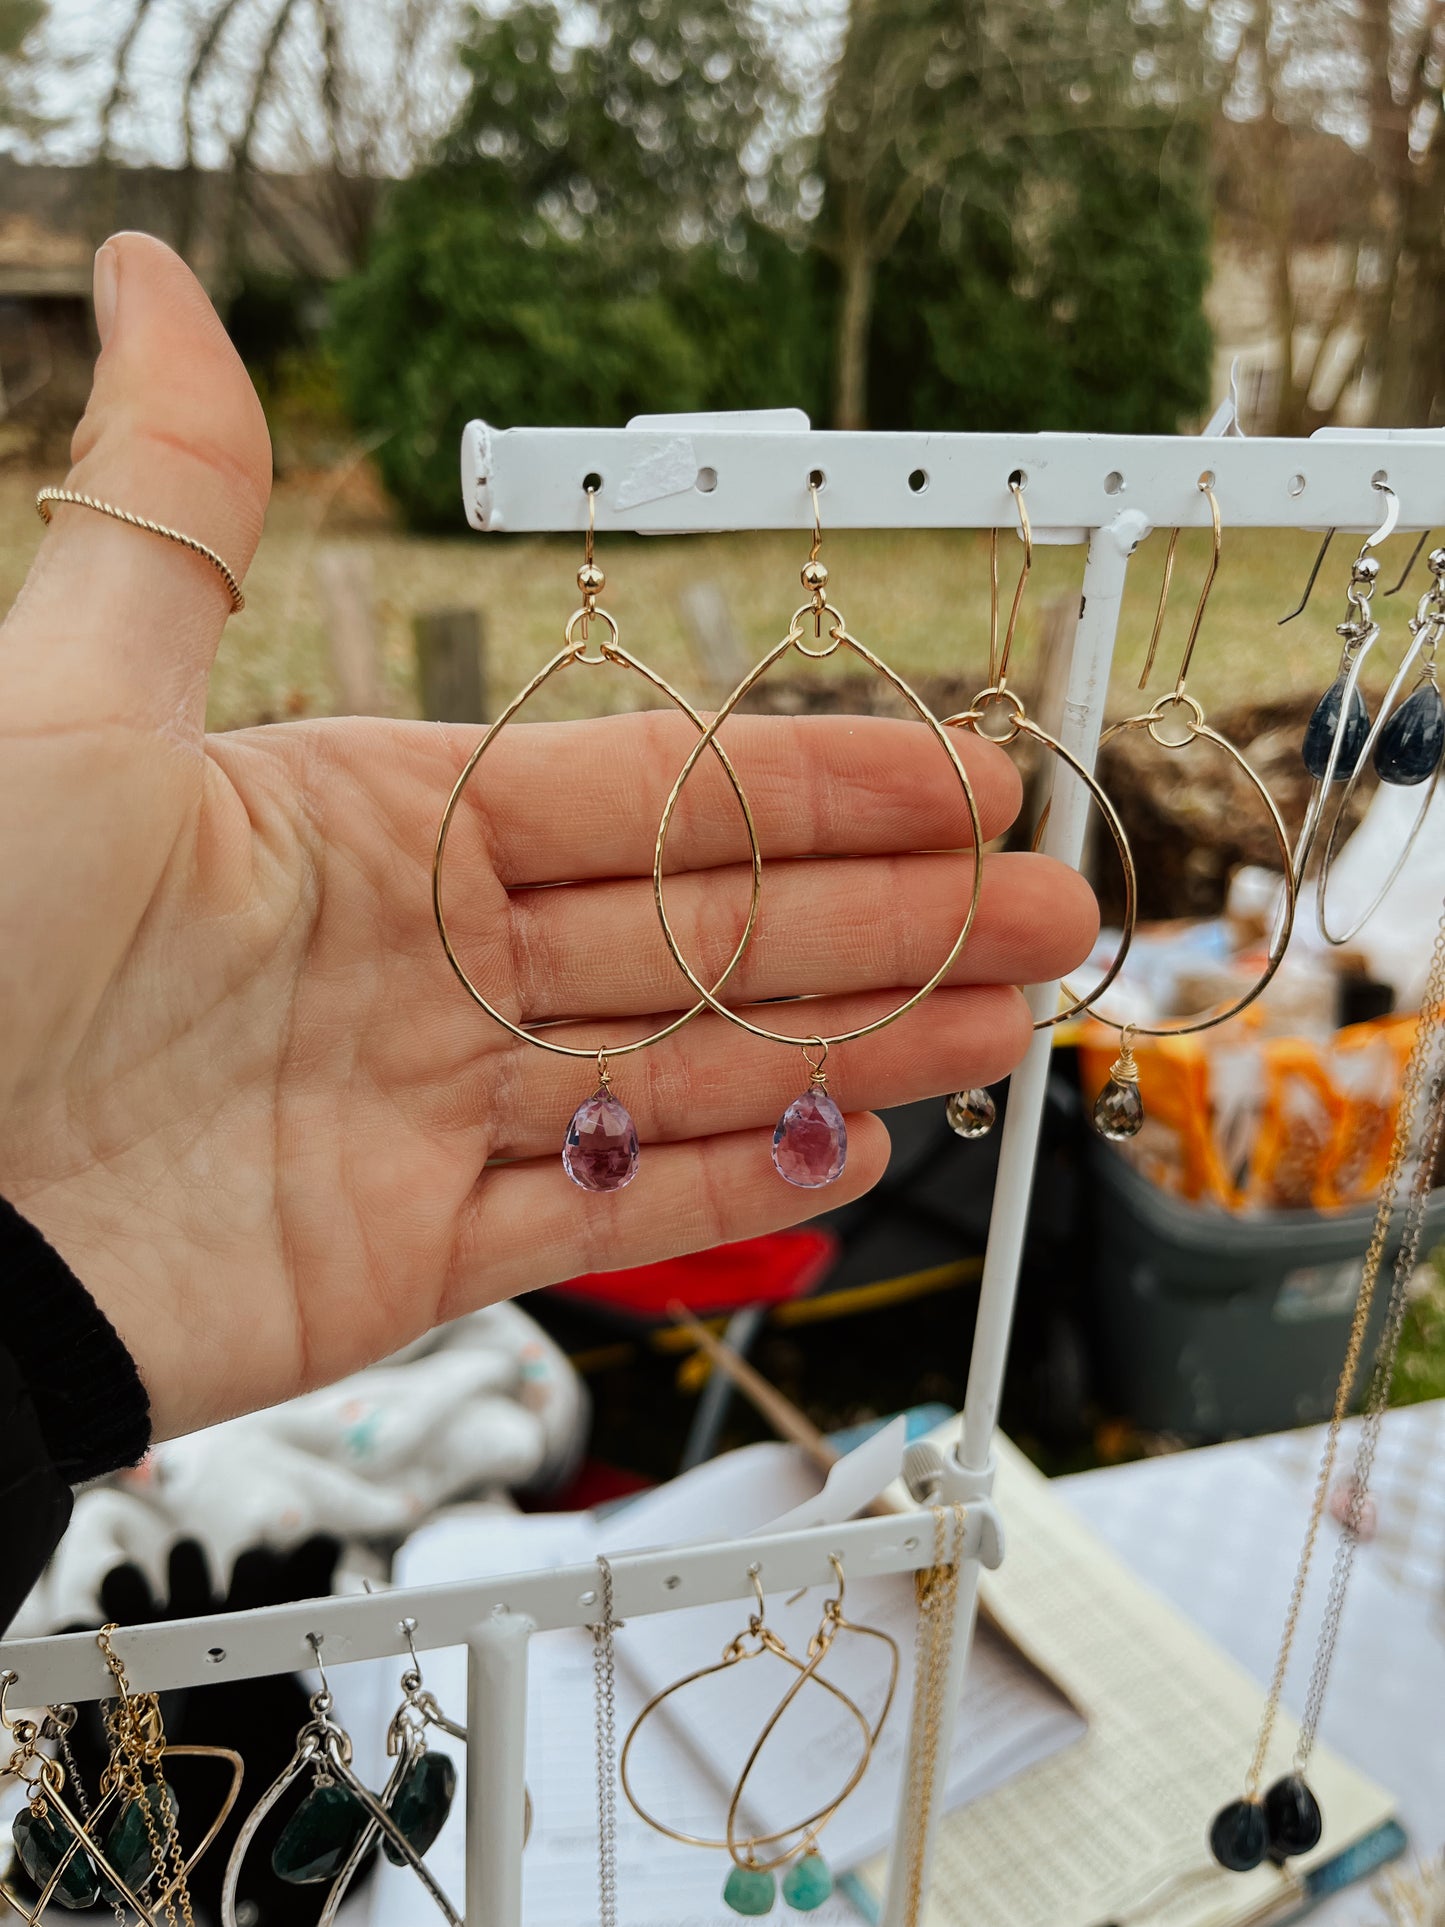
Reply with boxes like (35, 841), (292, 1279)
(431, 708), (1022, 887)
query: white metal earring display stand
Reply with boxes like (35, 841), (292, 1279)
(3, 416), (1445, 1927)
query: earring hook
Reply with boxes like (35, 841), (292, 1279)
(747, 1562), (766, 1620)
(990, 477), (1033, 689)
(1139, 476), (1220, 693)
(1279, 479), (1400, 624)
(307, 1631), (331, 1701)
(808, 478), (822, 565)
(1385, 527), (1432, 597)
(585, 480), (597, 570)
(399, 1616), (423, 1678)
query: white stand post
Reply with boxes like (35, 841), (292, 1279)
(466, 1613), (535, 1927)
(878, 510), (1148, 1927)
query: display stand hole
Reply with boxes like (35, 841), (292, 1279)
(1009, 467), (1028, 489)
(206, 1647), (226, 1664)
(908, 468), (929, 494)
(1199, 467), (1216, 488)
(808, 467), (826, 490)
(663, 1574), (682, 1591)
(696, 466), (718, 494)
(1104, 470), (1125, 496)
(583, 471), (603, 494)
(1372, 467), (1390, 488)
(1288, 472), (1307, 497)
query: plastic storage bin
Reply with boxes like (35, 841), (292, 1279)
(1087, 1140), (1445, 1438)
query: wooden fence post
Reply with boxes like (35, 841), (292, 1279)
(315, 544), (384, 716)
(415, 608), (487, 723)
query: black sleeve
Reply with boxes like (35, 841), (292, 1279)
(1, 1193), (152, 1632)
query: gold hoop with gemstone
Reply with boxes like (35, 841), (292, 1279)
(651, 483), (983, 1188)
(433, 487), (763, 1192)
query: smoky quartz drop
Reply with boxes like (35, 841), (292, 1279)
(1092, 1077), (1144, 1141)
(382, 1750), (457, 1864)
(1209, 1797), (1269, 1872)
(1302, 674), (1370, 781)
(1263, 1774), (1323, 1859)
(1373, 681), (1445, 785)
(946, 1089), (997, 1138)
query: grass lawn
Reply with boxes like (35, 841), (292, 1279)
(0, 468), (1406, 732)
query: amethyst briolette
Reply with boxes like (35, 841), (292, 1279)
(563, 1087), (640, 1192)
(772, 1088), (847, 1188)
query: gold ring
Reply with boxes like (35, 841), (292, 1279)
(36, 487), (245, 612)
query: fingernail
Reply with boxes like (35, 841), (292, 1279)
(93, 243), (118, 347)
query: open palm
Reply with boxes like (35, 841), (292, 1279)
(0, 237), (1096, 1440)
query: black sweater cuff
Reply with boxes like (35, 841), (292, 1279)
(0, 1193), (151, 1483)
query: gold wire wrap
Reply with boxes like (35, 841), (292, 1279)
(434, 645), (763, 1063)
(35, 488), (245, 612)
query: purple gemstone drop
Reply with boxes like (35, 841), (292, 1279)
(563, 1087), (640, 1193)
(771, 1088), (847, 1189)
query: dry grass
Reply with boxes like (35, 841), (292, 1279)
(0, 466), (1405, 731)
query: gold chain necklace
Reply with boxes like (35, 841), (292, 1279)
(899, 1503), (967, 1927)
(1211, 901), (1445, 1872)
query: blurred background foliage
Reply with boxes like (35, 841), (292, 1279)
(0, 0), (1442, 527)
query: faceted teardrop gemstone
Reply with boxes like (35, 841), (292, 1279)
(1093, 1076), (1144, 1141)
(781, 1850), (834, 1910)
(12, 1804), (102, 1910)
(1208, 1797), (1269, 1872)
(722, 1862), (777, 1914)
(946, 1088), (996, 1139)
(98, 1783), (179, 1905)
(1263, 1773), (1323, 1859)
(271, 1781), (371, 1884)
(562, 1086), (640, 1193)
(1373, 680), (1445, 785)
(771, 1088), (847, 1188)
(382, 1749), (457, 1864)
(1301, 673), (1370, 781)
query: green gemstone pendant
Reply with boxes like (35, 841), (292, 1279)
(271, 1781), (371, 1884)
(781, 1851), (833, 1911)
(723, 1863), (777, 1915)
(382, 1749), (457, 1864)
(12, 1805), (102, 1911)
(98, 1783), (179, 1904)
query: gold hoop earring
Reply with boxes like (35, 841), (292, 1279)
(1, 1639), (242, 1926)
(940, 477), (1139, 1140)
(434, 483), (763, 1193)
(1047, 481), (1297, 1138)
(620, 1559), (896, 1915)
(653, 479), (985, 1189)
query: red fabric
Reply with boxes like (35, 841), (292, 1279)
(554, 1228), (838, 1322)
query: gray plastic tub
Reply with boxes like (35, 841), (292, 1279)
(1087, 1140), (1445, 1439)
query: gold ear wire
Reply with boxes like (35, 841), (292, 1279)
(989, 478), (1033, 688)
(1139, 475), (1220, 693)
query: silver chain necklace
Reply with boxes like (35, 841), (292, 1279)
(589, 1556), (620, 1927)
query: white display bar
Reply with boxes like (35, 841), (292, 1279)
(461, 418), (1445, 535)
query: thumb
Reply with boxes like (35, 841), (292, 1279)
(3, 231), (271, 734)
(0, 236), (271, 1093)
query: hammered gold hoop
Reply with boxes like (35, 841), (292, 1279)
(653, 600), (983, 1049)
(35, 487), (245, 612)
(1044, 692), (1297, 1037)
(434, 638), (763, 1062)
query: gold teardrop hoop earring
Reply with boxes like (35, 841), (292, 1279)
(620, 1558), (897, 1915)
(1047, 479), (1297, 1140)
(939, 476), (1139, 1140)
(433, 483), (763, 1194)
(653, 478), (985, 1190)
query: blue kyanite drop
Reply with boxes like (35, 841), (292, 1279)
(1209, 1797), (1269, 1872)
(1373, 680), (1445, 785)
(723, 1864), (777, 1915)
(1302, 673), (1370, 781)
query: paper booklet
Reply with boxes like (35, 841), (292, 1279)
(361, 1422), (1394, 1927)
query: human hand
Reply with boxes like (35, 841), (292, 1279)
(0, 235), (1097, 1441)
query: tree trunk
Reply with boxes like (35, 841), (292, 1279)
(833, 233), (875, 431)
